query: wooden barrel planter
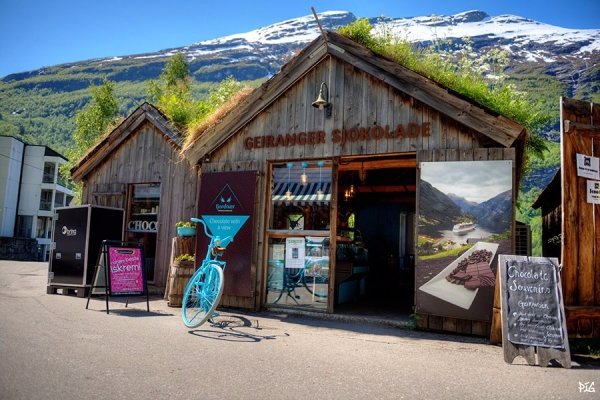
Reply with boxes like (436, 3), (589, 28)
(167, 260), (195, 307)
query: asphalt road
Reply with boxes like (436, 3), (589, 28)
(0, 261), (598, 400)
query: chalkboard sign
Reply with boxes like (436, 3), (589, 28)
(505, 259), (565, 348)
(498, 255), (571, 368)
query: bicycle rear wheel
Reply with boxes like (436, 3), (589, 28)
(181, 263), (224, 328)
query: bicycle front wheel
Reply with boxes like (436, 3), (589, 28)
(181, 263), (224, 328)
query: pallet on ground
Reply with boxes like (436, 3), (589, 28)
(46, 285), (89, 298)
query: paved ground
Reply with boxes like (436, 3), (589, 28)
(0, 261), (598, 400)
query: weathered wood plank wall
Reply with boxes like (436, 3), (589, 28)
(82, 121), (198, 289)
(203, 57), (518, 331)
(561, 97), (600, 338)
(215, 57), (484, 164)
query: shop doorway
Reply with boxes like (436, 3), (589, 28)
(125, 183), (160, 282)
(334, 155), (416, 318)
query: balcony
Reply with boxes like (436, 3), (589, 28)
(39, 200), (52, 211)
(42, 173), (55, 184)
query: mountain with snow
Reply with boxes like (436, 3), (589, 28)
(1, 10), (598, 151)
(4, 10), (598, 85)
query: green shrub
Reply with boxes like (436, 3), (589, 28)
(175, 253), (195, 262)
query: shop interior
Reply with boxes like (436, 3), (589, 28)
(126, 183), (160, 282)
(265, 157), (416, 319)
(334, 156), (416, 318)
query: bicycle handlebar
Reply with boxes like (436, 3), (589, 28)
(190, 217), (210, 237)
(190, 217), (233, 247)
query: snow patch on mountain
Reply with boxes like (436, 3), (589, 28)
(141, 9), (599, 66)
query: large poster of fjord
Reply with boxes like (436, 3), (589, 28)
(416, 160), (513, 322)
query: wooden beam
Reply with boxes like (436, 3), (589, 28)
(565, 306), (600, 320)
(347, 184), (416, 193)
(337, 157), (416, 171)
(564, 120), (600, 134)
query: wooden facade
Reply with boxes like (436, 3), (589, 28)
(559, 97), (600, 338)
(532, 170), (562, 260)
(71, 103), (198, 289)
(184, 31), (525, 335)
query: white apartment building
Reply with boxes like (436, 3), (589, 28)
(0, 136), (73, 260)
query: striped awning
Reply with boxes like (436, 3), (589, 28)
(272, 182), (331, 205)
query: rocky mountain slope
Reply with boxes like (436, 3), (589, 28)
(420, 183), (512, 236)
(418, 180), (463, 233)
(1, 10), (598, 153)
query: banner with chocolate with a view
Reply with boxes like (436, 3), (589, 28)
(197, 171), (258, 298)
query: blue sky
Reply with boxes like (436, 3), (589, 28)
(1, 0), (598, 78)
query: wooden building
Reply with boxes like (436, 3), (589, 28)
(532, 170), (561, 260)
(183, 31), (526, 336)
(533, 97), (599, 338)
(70, 103), (198, 288)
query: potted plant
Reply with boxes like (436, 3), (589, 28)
(176, 221), (196, 237)
(174, 253), (195, 264)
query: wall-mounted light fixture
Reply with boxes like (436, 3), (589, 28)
(300, 162), (308, 185)
(312, 82), (332, 118)
(316, 161), (325, 200)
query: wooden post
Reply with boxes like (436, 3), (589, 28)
(489, 273), (503, 345)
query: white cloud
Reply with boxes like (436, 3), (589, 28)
(421, 160), (512, 203)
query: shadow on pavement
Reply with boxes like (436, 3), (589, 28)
(188, 314), (290, 343)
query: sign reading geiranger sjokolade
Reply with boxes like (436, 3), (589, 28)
(243, 123), (431, 150)
(504, 259), (566, 349)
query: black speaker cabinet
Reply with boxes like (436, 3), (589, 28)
(48, 205), (124, 290)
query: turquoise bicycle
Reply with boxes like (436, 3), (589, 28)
(181, 217), (232, 328)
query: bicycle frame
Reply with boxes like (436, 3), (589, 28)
(181, 217), (233, 328)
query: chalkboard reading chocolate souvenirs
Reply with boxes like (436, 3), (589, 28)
(505, 259), (565, 349)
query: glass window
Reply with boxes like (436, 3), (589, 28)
(16, 215), (33, 238)
(270, 161), (332, 231)
(265, 236), (329, 309)
(43, 162), (55, 183)
(39, 190), (52, 211)
(36, 217), (51, 238)
(54, 192), (64, 208)
(266, 161), (332, 310)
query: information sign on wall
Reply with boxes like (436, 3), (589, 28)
(285, 237), (306, 269)
(576, 153), (600, 180)
(587, 180), (600, 204)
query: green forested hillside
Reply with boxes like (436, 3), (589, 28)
(0, 77), (264, 155)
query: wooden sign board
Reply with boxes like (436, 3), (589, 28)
(498, 255), (571, 368)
